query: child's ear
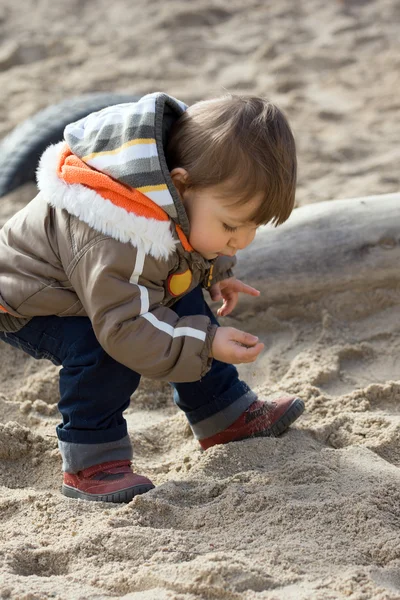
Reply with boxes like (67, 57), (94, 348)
(170, 168), (190, 201)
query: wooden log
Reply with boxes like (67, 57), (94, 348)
(235, 193), (400, 304)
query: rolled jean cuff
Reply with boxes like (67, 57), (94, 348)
(190, 390), (257, 440)
(56, 422), (128, 445)
(59, 435), (133, 473)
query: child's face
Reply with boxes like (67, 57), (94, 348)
(180, 185), (261, 260)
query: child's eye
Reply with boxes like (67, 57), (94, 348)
(223, 223), (237, 233)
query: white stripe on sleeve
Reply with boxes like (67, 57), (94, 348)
(138, 285), (149, 315)
(129, 246), (149, 315)
(142, 312), (206, 341)
(129, 247), (146, 284)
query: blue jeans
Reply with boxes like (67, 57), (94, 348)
(0, 286), (255, 471)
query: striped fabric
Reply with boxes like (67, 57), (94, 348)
(64, 92), (187, 222)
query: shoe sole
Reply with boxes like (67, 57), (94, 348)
(61, 482), (155, 503)
(251, 396), (305, 439)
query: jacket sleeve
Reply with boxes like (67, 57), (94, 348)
(67, 237), (217, 382)
(203, 255), (237, 290)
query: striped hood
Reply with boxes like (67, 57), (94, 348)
(37, 93), (191, 259)
(64, 92), (188, 229)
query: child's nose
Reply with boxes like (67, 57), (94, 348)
(230, 229), (255, 250)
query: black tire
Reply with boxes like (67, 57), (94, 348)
(0, 92), (141, 198)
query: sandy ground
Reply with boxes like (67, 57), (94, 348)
(0, 0), (400, 598)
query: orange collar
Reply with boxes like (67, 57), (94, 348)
(57, 144), (193, 251)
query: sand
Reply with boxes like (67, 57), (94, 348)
(0, 0), (400, 598)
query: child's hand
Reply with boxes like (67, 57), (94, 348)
(209, 278), (261, 317)
(211, 327), (264, 364)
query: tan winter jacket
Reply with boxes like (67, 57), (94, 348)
(0, 93), (236, 382)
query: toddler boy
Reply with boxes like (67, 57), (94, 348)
(0, 92), (304, 503)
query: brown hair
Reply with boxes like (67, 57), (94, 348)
(166, 94), (297, 226)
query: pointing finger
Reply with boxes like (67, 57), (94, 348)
(230, 280), (260, 296)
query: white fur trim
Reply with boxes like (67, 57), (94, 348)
(36, 143), (177, 260)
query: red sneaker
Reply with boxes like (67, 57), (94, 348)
(62, 459), (154, 503)
(199, 396), (305, 450)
